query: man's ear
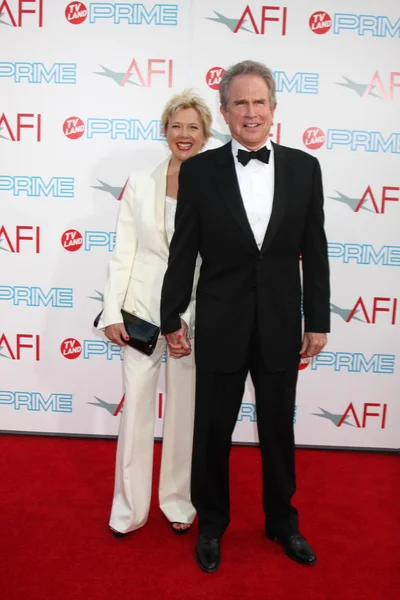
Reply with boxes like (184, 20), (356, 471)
(220, 105), (228, 124)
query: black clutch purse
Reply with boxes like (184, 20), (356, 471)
(93, 309), (160, 356)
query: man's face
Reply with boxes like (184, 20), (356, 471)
(220, 74), (275, 150)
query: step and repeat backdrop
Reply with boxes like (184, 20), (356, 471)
(1, 0), (399, 450)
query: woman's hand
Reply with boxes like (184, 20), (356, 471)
(104, 323), (129, 346)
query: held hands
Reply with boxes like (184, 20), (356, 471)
(104, 323), (129, 347)
(165, 319), (191, 358)
(300, 332), (327, 358)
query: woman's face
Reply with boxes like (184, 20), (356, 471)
(166, 107), (206, 162)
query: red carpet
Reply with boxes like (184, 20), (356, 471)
(0, 436), (398, 600)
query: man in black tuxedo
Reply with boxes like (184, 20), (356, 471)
(161, 60), (330, 572)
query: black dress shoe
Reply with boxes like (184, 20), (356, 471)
(195, 535), (221, 573)
(267, 532), (316, 565)
(110, 529), (131, 538)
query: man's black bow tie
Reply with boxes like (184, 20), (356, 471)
(237, 146), (270, 166)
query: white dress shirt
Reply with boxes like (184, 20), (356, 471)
(231, 138), (275, 250)
(165, 195), (177, 246)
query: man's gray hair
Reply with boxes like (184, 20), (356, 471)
(219, 60), (277, 110)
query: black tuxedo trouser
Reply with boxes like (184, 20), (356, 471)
(191, 318), (300, 540)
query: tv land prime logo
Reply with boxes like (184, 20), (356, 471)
(0, 176), (75, 197)
(328, 243), (400, 267)
(309, 11), (400, 38)
(0, 333), (40, 360)
(62, 117), (162, 141)
(303, 127), (400, 154)
(329, 185), (399, 214)
(206, 5), (287, 35)
(65, 2), (178, 25)
(0, 286), (73, 307)
(61, 229), (115, 252)
(0, 0), (43, 27)
(299, 352), (395, 374)
(60, 338), (123, 360)
(0, 391), (72, 412)
(206, 66), (319, 95)
(313, 403), (388, 429)
(0, 225), (40, 252)
(0, 62), (77, 84)
(0, 113), (41, 141)
(94, 58), (173, 87)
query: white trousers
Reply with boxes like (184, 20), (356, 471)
(109, 337), (196, 533)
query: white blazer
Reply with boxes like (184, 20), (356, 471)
(99, 158), (199, 337)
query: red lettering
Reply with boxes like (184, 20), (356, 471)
(371, 297), (391, 323)
(0, 225), (15, 252)
(0, 1), (17, 26)
(16, 334), (34, 359)
(0, 334), (16, 359)
(389, 72), (400, 100)
(362, 403), (381, 428)
(261, 6), (287, 35)
(355, 186), (380, 213)
(16, 226), (40, 253)
(381, 186), (399, 214)
(0, 113), (16, 141)
(346, 297), (370, 323)
(114, 395), (125, 416)
(122, 58), (146, 87)
(338, 403), (361, 428)
(234, 5), (259, 34)
(363, 71), (387, 100)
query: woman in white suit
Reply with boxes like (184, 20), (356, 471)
(98, 90), (212, 536)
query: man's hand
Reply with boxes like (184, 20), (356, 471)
(165, 319), (191, 358)
(104, 323), (129, 347)
(300, 332), (327, 358)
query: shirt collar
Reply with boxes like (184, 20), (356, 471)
(231, 137), (273, 164)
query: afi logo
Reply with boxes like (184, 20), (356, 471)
(347, 297), (397, 325)
(303, 127), (325, 150)
(336, 71), (400, 100)
(329, 186), (399, 213)
(309, 11), (332, 34)
(65, 2), (87, 24)
(0, 225), (40, 252)
(91, 179), (126, 200)
(94, 59), (173, 87)
(206, 67), (225, 90)
(61, 338), (82, 359)
(88, 395), (125, 416)
(61, 229), (83, 251)
(63, 117), (85, 139)
(0, 113), (41, 141)
(207, 5), (287, 35)
(0, 333), (40, 360)
(339, 403), (387, 429)
(0, 0), (43, 26)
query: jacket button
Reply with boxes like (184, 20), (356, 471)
(251, 285), (256, 291)
(258, 255), (263, 261)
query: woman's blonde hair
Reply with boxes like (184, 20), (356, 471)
(161, 89), (213, 141)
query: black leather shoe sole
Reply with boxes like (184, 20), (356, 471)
(194, 547), (220, 573)
(266, 533), (317, 566)
(111, 529), (131, 538)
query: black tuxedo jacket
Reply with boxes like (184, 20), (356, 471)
(161, 141), (330, 372)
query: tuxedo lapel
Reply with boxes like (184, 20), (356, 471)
(260, 142), (289, 253)
(152, 157), (170, 247)
(214, 143), (259, 253)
